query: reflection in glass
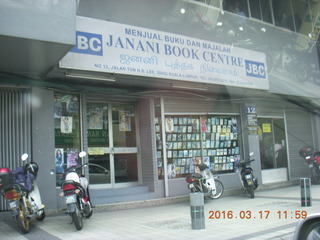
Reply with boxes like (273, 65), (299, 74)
(88, 154), (111, 184)
(87, 103), (109, 147)
(112, 104), (136, 147)
(115, 154), (137, 183)
(306, 225), (320, 240)
(54, 93), (81, 186)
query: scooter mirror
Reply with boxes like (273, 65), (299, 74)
(21, 153), (28, 161)
(79, 151), (87, 158)
(293, 213), (320, 240)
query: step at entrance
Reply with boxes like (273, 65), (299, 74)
(90, 186), (156, 205)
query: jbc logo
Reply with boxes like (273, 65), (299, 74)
(70, 31), (103, 56)
(245, 60), (266, 79)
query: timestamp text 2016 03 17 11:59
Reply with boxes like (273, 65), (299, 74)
(208, 210), (308, 220)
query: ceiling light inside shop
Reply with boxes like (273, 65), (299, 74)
(172, 84), (208, 91)
(65, 72), (116, 82)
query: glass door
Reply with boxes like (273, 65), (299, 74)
(258, 118), (288, 169)
(112, 104), (138, 184)
(87, 102), (138, 187)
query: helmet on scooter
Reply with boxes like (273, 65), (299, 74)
(299, 147), (314, 158)
(25, 162), (39, 174)
(313, 152), (320, 158)
(65, 172), (80, 183)
(196, 163), (208, 171)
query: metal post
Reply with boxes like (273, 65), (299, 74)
(190, 192), (205, 230)
(300, 178), (311, 207)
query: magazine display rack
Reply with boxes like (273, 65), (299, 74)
(156, 116), (240, 178)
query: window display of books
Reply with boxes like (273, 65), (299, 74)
(155, 117), (164, 178)
(156, 115), (240, 178)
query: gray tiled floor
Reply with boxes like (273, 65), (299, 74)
(1, 184), (319, 240)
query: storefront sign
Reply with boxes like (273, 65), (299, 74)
(60, 16), (269, 90)
(262, 123), (271, 133)
(245, 105), (258, 135)
(88, 147), (105, 155)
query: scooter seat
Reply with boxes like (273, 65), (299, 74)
(242, 169), (252, 175)
(191, 173), (202, 178)
(2, 183), (30, 194)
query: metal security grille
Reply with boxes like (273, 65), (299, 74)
(0, 87), (31, 210)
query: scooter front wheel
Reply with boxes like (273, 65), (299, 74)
(84, 202), (93, 219)
(208, 180), (224, 199)
(248, 186), (255, 199)
(36, 210), (46, 221)
(249, 189), (255, 198)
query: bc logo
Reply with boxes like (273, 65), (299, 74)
(70, 31), (103, 56)
(245, 60), (266, 78)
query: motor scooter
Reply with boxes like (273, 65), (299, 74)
(299, 146), (320, 184)
(185, 163), (224, 199)
(0, 153), (45, 233)
(60, 151), (93, 230)
(235, 153), (258, 198)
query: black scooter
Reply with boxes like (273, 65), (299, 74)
(236, 153), (258, 198)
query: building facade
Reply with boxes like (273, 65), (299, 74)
(0, 0), (320, 211)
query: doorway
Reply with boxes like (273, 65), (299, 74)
(258, 118), (288, 184)
(86, 102), (138, 187)
(258, 118), (288, 169)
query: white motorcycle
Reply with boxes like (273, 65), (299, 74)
(60, 151), (93, 230)
(185, 163), (224, 199)
(0, 153), (45, 233)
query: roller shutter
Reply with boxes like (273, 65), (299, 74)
(0, 88), (31, 210)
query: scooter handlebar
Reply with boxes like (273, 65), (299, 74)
(62, 164), (89, 180)
(65, 163), (88, 173)
(236, 159), (255, 167)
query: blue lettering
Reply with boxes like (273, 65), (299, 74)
(70, 31), (103, 56)
(245, 60), (266, 78)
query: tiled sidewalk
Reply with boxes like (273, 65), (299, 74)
(0, 184), (319, 240)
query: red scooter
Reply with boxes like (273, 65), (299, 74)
(299, 147), (320, 184)
(0, 154), (45, 233)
